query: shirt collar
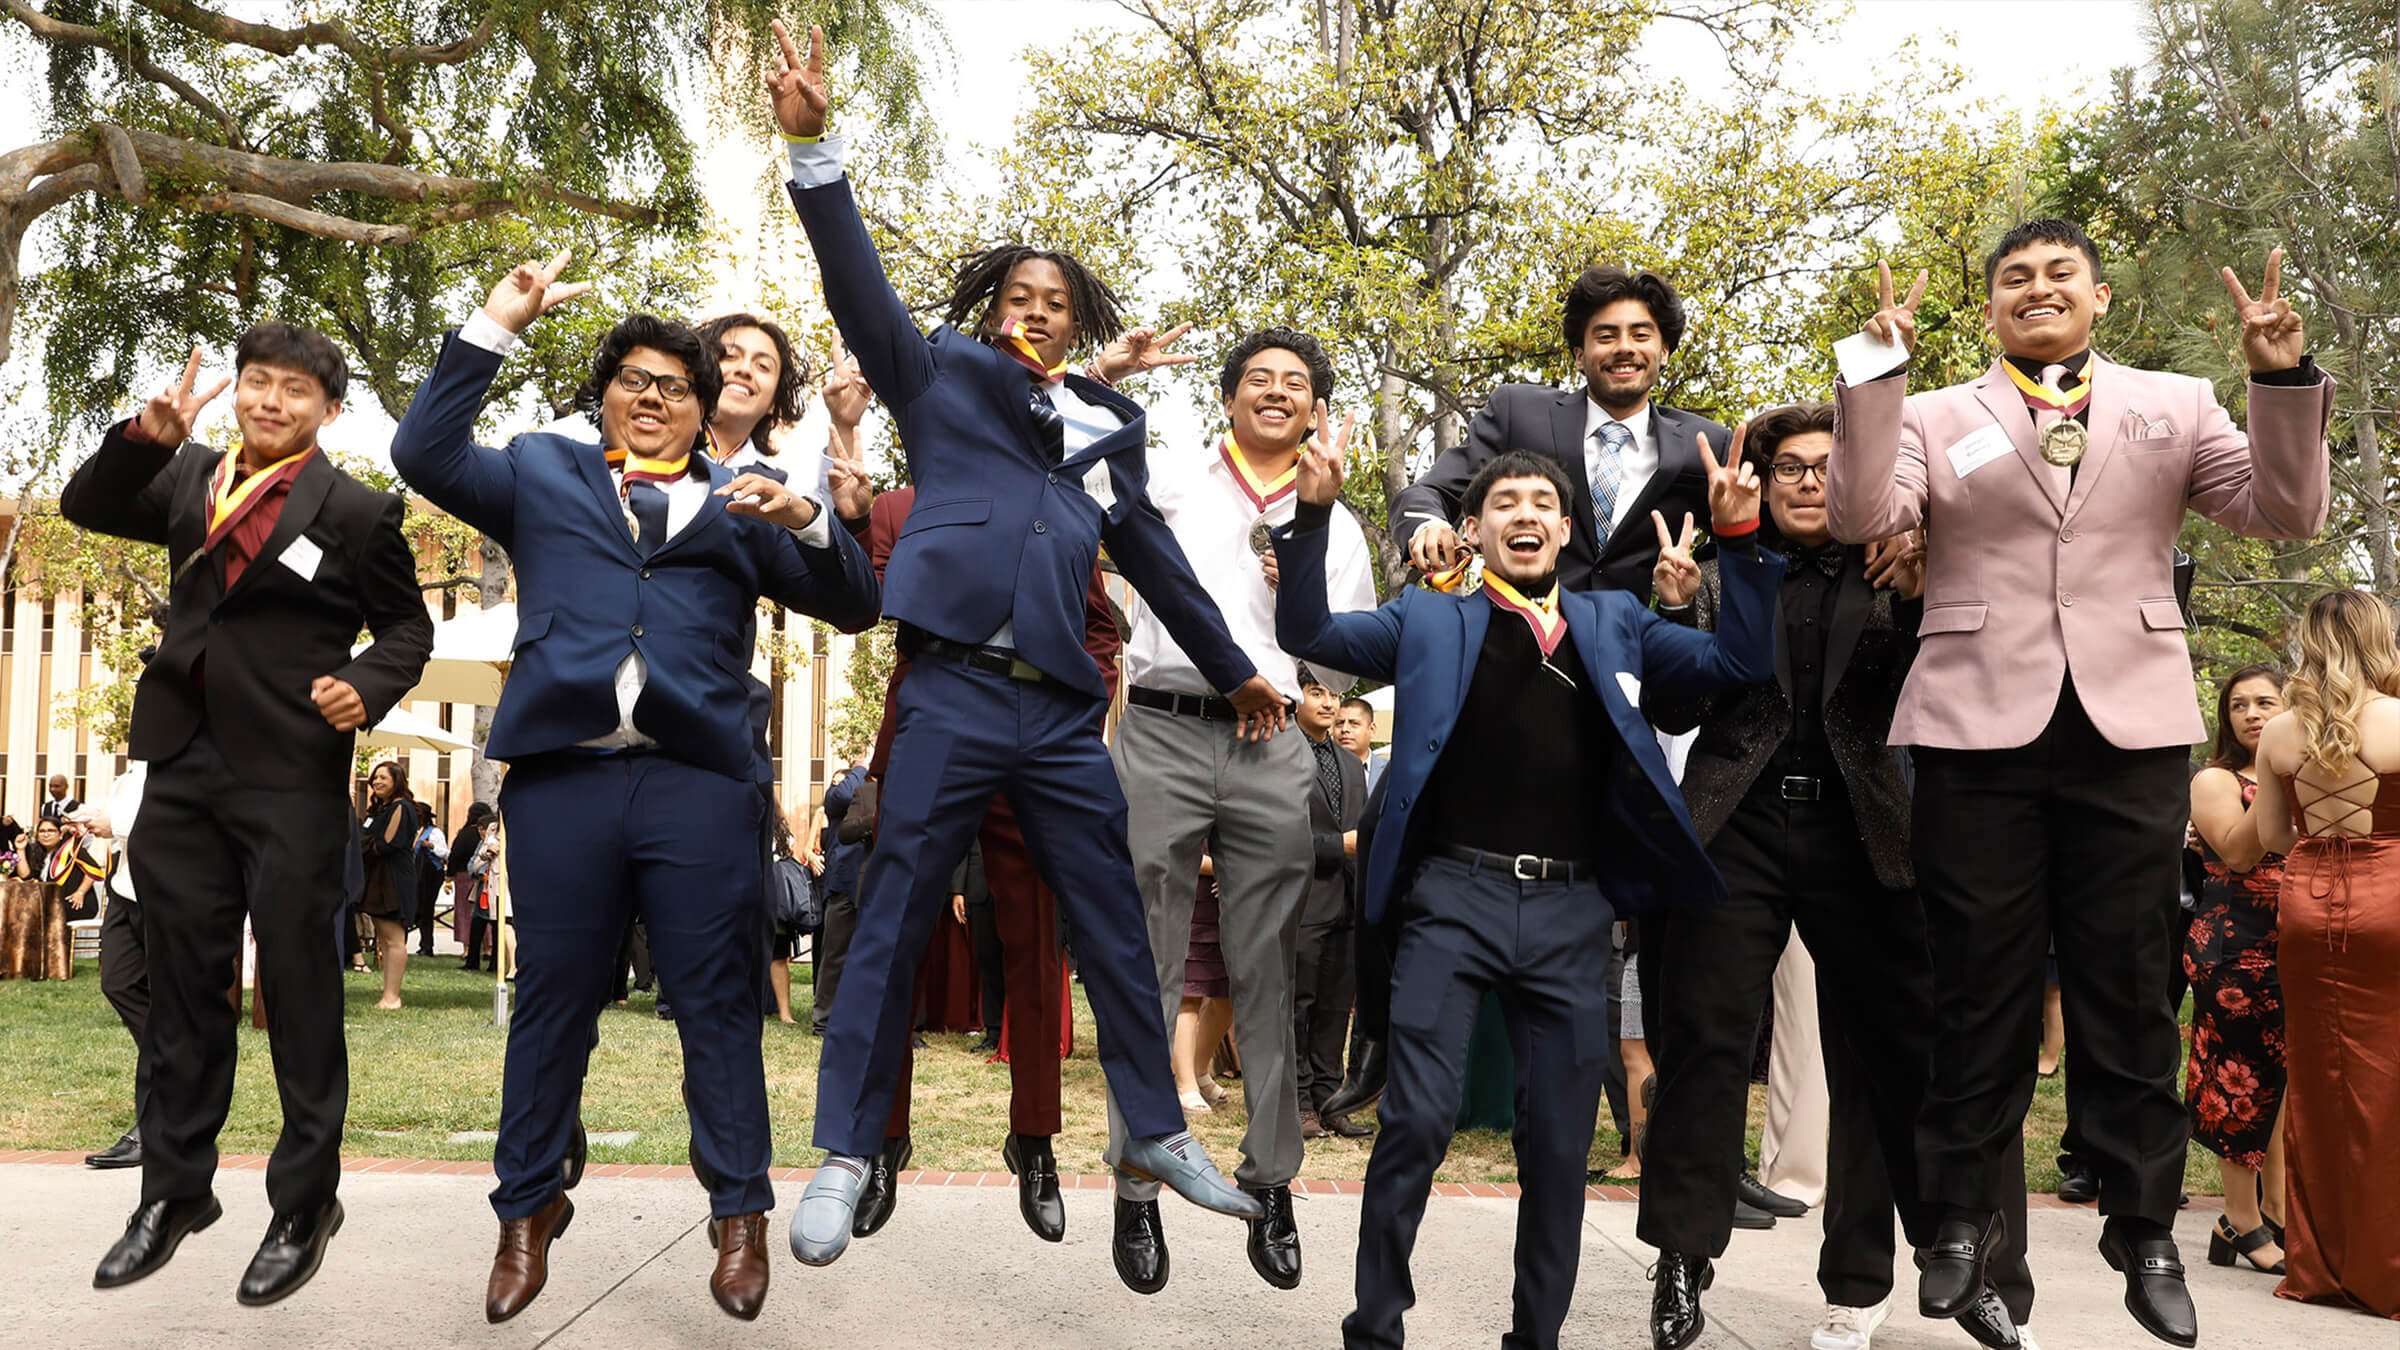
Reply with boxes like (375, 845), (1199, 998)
(1584, 396), (1653, 444)
(2002, 348), (2092, 384)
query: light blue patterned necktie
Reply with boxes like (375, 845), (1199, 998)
(1590, 419), (1633, 545)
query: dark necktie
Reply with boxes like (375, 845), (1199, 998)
(1029, 383), (1065, 463)
(626, 479), (670, 557)
(1311, 736), (1345, 820)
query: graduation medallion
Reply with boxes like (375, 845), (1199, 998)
(1249, 517), (1274, 557)
(2039, 419), (2088, 467)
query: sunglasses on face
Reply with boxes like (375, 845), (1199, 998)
(614, 365), (695, 403)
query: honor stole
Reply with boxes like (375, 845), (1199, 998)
(1219, 431), (1298, 513)
(1481, 573), (1566, 657)
(190, 445), (315, 585)
(2003, 354), (2094, 420)
(996, 318), (1072, 382)
(602, 448), (695, 544)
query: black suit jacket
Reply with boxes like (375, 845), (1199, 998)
(1648, 551), (1921, 889)
(1389, 384), (1724, 599)
(60, 422), (434, 791)
(1302, 734), (1369, 928)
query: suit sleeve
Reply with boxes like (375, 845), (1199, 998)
(388, 332), (519, 544)
(1305, 505), (1381, 693)
(1389, 393), (1507, 552)
(329, 494), (435, 722)
(1101, 456), (1257, 694)
(1631, 544), (1778, 693)
(2184, 374), (2334, 541)
(59, 422), (192, 547)
(1275, 501), (1405, 685)
(1826, 374), (1928, 543)
(785, 173), (939, 414)
(1643, 562), (1727, 736)
(748, 510), (882, 634)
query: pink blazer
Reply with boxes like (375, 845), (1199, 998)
(1827, 357), (2332, 751)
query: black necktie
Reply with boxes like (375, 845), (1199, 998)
(1312, 736), (1345, 820)
(1029, 383), (1065, 463)
(626, 480), (670, 558)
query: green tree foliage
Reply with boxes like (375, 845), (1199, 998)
(824, 618), (894, 762)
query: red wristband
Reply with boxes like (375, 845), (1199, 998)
(120, 417), (159, 446)
(1712, 514), (1760, 538)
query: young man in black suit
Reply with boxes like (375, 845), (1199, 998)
(63, 327), (433, 1306)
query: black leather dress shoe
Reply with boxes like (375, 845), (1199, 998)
(1322, 1111), (1373, 1138)
(2099, 1218), (2198, 1346)
(1730, 1196), (1777, 1230)
(1649, 1250), (1712, 1350)
(236, 1198), (344, 1306)
(1003, 1134), (1065, 1242)
(85, 1130), (142, 1170)
(94, 1194), (222, 1289)
(1112, 1196), (1169, 1295)
(2055, 1162), (2099, 1204)
(1320, 1039), (1387, 1117)
(1244, 1185), (1301, 1290)
(563, 1119), (588, 1191)
(851, 1135), (910, 1238)
(1919, 1211), (2003, 1318)
(1736, 1171), (1808, 1218)
(1953, 1283), (2022, 1349)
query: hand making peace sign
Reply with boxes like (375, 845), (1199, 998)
(1862, 260), (1930, 355)
(136, 346), (230, 447)
(1295, 400), (1357, 507)
(1700, 423), (1760, 531)
(1097, 322), (1199, 383)
(2221, 248), (2305, 374)
(767, 21), (831, 141)
(1650, 511), (1700, 608)
(480, 249), (591, 335)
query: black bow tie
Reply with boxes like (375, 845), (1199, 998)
(1787, 548), (1845, 579)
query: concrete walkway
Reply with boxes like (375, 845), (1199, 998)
(3, 1160), (2388, 1349)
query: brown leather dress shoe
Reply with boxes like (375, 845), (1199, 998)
(708, 1213), (770, 1320)
(485, 1194), (574, 1324)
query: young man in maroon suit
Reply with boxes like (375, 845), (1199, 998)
(1827, 220), (2331, 1348)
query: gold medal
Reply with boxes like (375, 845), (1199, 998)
(2039, 419), (2088, 467)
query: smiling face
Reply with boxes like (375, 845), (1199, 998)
(982, 258), (1080, 371)
(369, 764), (396, 802)
(1765, 431), (1835, 549)
(1463, 474), (1570, 589)
(232, 360), (341, 463)
(1985, 241), (2109, 364)
(1575, 298), (1668, 416)
(33, 819), (59, 849)
(713, 324), (783, 434)
(1298, 684), (1339, 738)
(602, 345), (705, 460)
(1224, 346), (1315, 454)
(2226, 675), (2285, 756)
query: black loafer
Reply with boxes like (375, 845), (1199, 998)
(2055, 1163), (2099, 1204)
(1919, 1211), (2003, 1318)
(1731, 1196), (1777, 1230)
(1244, 1185), (1301, 1289)
(2099, 1218), (2198, 1347)
(1112, 1196), (1169, 1295)
(1649, 1250), (1712, 1350)
(1320, 1040), (1387, 1117)
(852, 1135), (910, 1238)
(1322, 1111), (1373, 1139)
(236, 1198), (345, 1306)
(1736, 1171), (1808, 1218)
(85, 1131), (143, 1170)
(1003, 1134), (1065, 1242)
(1953, 1283), (2022, 1349)
(93, 1194), (222, 1289)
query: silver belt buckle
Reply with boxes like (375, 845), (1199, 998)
(1781, 776), (1820, 801)
(1512, 853), (1541, 881)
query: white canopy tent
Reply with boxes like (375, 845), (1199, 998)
(357, 706), (475, 754)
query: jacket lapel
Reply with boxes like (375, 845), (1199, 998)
(1053, 374), (1147, 473)
(1617, 406), (1699, 535)
(1972, 363), (2065, 517)
(2064, 355), (2127, 522)
(225, 452), (333, 597)
(647, 457), (732, 563)
(571, 442), (644, 562)
(1456, 587), (1491, 713)
(1823, 556), (1875, 708)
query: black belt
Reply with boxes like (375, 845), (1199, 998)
(918, 637), (1052, 684)
(1438, 844), (1594, 884)
(1127, 685), (1242, 722)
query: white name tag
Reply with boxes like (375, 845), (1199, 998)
(277, 534), (324, 582)
(1944, 425), (2015, 480)
(1079, 461), (1116, 514)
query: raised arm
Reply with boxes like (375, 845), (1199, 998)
(1390, 394), (1505, 574)
(1826, 263), (1930, 543)
(2186, 249), (2332, 541)
(1632, 430), (1776, 691)
(60, 347), (229, 546)
(1275, 412), (1404, 684)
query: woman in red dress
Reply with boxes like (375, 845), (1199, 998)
(2253, 590), (2400, 1319)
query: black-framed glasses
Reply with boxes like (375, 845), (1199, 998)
(614, 365), (695, 403)
(1768, 461), (1828, 484)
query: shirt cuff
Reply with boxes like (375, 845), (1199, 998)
(459, 310), (519, 356)
(1289, 500), (1335, 532)
(2251, 356), (2320, 388)
(786, 135), (848, 189)
(784, 495), (835, 549)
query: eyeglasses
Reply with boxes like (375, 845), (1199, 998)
(1768, 461), (1828, 484)
(614, 365), (695, 403)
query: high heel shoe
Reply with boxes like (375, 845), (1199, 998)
(1179, 1089), (1213, 1115)
(2206, 1215), (2285, 1275)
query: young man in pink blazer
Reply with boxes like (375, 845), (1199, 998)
(1826, 219), (2332, 1350)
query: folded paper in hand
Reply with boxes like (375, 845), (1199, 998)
(1834, 329), (1910, 387)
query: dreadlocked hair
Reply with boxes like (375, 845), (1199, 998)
(942, 244), (1126, 351)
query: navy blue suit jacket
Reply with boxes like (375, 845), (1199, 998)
(786, 176), (1251, 699)
(390, 333), (881, 782)
(1273, 505), (1780, 923)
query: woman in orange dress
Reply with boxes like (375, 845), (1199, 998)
(2252, 590), (2400, 1319)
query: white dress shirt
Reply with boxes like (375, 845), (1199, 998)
(1121, 442), (1377, 702)
(1583, 397), (1660, 534)
(456, 312), (832, 748)
(105, 763), (145, 902)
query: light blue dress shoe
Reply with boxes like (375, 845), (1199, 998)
(1119, 1133), (1264, 1219)
(791, 1154), (871, 1266)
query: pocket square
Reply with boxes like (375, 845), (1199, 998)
(2119, 410), (2179, 441)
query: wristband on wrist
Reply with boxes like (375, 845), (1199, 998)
(1712, 514), (1760, 538)
(781, 130), (824, 145)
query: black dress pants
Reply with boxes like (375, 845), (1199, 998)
(810, 888), (859, 1035)
(99, 891), (152, 1124)
(966, 896), (1005, 1031)
(1639, 782), (2034, 1318)
(1913, 684), (2190, 1224)
(1293, 917), (1356, 1113)
(127, 727), (351, 1213)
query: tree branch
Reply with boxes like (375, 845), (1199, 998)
(129, 1), (497, 69)
(0, 0), (238, 140)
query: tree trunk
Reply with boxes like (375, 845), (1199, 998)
(1374, 345), (1412, 592)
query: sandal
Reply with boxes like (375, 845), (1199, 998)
(2207, 1215), (2286, 1275)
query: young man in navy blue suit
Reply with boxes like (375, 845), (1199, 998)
(390, 251), (880, 1325)
(1273, 424), (1779, 1350)
(766, 22), (1279, 1268)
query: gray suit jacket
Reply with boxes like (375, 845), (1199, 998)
(1302, 734), (1368, 928)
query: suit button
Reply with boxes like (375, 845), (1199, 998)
(1426, 737), (1438, 751)
(1047, 473), (1058, 484)
(1033, 521), (1047, 534)
(2059, 529), (2075, 543)
(632, 624), (645, 637)
(640, 568), (652, 579)
(2058, 593), (2074, 607)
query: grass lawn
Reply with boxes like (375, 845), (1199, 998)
(0, 959), (2223, 1193)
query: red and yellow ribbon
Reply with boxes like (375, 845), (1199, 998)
(2003, 355), (2094, 419)
(603, 448), (694, 485)
(1481, 571), (1566, 657)
(997, 317), (1071, 381)
(200, 446), (316, 553)
(1218, 431), (1298, 512)
(43, 843), (101, 886)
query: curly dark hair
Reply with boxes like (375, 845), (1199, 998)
(574, 314), (723, 445)
(1561, 264), (1687, 354)
(1217, 326), (1335, 404)
(942, 245), (1125, 351)
(696, 313), (810, 453)
(1983, 217), (2103, 290)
